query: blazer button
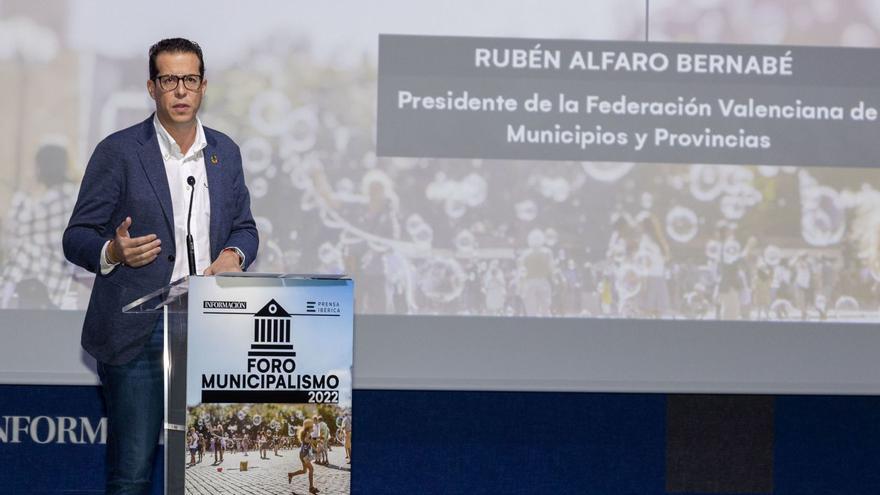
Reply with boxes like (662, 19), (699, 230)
(168, 254), (176, 262)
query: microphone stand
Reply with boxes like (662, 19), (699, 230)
(186, 175), (197, 276)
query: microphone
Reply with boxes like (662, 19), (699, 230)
(186, 176), (197, 276)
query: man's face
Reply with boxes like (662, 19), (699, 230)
(147, 51), (205, 127)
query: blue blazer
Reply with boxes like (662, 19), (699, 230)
(63, 115), (259, 365)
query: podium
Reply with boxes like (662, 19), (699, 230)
(123, 274), (353, 495)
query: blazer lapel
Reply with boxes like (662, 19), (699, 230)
(203, 137), (222, 259)
(137, 121), (175, 239)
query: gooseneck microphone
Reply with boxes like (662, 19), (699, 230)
(186, 176), (197, 276)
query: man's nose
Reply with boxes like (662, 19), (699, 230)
(175, 80), (187, 97)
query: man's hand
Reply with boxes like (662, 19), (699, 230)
(108, 217), (161, 267)
(204, 249), (242, 276)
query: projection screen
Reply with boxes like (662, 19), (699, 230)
(0, 0), (878, 394)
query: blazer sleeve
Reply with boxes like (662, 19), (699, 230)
(222, 144), (259, 269)
(62, 140), (124, 274)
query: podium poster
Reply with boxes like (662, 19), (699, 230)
(185, 276), (353, 495)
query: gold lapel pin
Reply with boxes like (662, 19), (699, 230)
(210, 153), (219, 164)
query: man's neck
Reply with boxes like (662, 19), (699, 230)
(157, 114), (198, 155)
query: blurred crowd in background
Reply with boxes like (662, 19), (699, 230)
(1, 0), (878, 322)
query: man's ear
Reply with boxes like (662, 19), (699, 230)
(147, 79), (156, 100)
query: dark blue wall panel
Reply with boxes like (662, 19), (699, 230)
(352, 390), (667, 494)
(2, 386), (879, 494)
(774, 396), (880, 495)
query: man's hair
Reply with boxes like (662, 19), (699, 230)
(148, 38), (204, 80)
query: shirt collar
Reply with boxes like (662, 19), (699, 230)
(153, 114), (207, 160)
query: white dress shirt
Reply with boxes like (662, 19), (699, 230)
(100, 116), (212, 279)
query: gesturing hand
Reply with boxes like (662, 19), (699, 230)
(107, 217), (161, 267)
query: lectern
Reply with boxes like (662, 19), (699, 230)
(123, 274), (353, 495)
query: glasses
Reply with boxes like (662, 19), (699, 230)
(155, 74), (203, 92)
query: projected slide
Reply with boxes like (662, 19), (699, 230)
(0, 1), (877, 325)
(2, 0), (880, 395)
(375, 36), (880, 322)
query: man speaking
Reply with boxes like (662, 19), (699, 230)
(63, 38), (258, 494)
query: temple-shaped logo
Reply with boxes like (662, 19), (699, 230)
(249, 299), (295, 357)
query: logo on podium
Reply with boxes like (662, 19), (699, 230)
(250, 299), (295, 357)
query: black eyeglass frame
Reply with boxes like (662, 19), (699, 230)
(154, 74), (204, 92)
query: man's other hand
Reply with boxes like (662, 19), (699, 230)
(203, 249), (242, 276)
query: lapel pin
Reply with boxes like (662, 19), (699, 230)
(210, 153), (219, 164)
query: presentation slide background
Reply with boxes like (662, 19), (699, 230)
(1, 0), (878, 394)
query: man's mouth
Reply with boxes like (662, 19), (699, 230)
(173, 104), (190, 110)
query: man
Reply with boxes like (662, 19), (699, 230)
(213, 423), (225, 464)
(318, 416), (330, 465)
(310, 415), (322, 461)
(1, 142), (78, 309)
(63, 38), (258, 494)
(341, 412), (352, 462)
(188, 427), (199, 467)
